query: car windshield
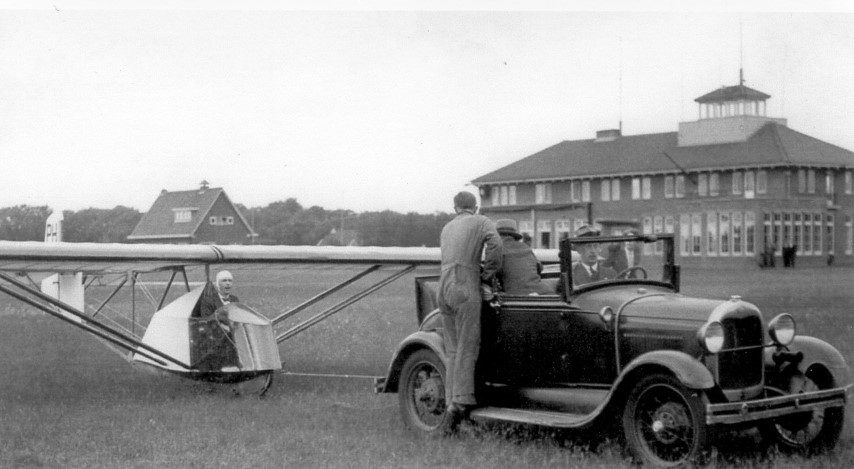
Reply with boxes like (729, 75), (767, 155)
(568, 235), (673, 287)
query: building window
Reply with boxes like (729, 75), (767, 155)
(631, 178), (641, 200)
(226, 216), (234, 225)
(210, 216), (218, 225)
(653, 216), (664, 254)
(601, 179), (611, 201)
(719, 212), (730, 255)
(675, 175), (685, 198)
(537, 220), (552, 248)
(642, 177), (651, 200)
(570, 181), (582, 203)
(173, 209), (192, 223)
(679, 214), (691, 256)
(807, 169), (816, 194)
(732, 171), (743, 195)
(846, 171), (852, 195)
(826, 214), (835, 255)
(535, 183), (552, 204)
(664, 176), (674, 199)
(732, 211), (743, 255)
(745, 211), (756, 255)
(500, 186), (509, 206)
(706, 211), (718, 256)
(826, 170), (835, 195)
(783, 212), (792, 251)
(773, 212), (782, 254)
(581, 180), (591, 202)
(798, 169), (806, 193)
(508, 186), (517, 205)
(813, 212), (823, 254)
(490, 186), (499, 206)
(794, 213), (803, 255)
(698, 173), (708, 197)
(756, 170), (767, 194)
(846, 215), (853, 255)
(744, 171), (755, 199)
(803, 213), (813, 255)
(709, 172), (720, 196)
(691, 213), (703, 255)
(611, 178), (621, 201)
(555, 220), (571, 241)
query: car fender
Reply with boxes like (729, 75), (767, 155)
(618, 349), (715, 390)
(764, 335), (851, 387)
(376, 330), (445, 393)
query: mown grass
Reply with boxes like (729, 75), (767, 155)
(0, 264), (852, 467)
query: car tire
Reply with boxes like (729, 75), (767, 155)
(398, 348), (455, 437)
(622, 373), (710, 467)
(759, 371), (844, 455)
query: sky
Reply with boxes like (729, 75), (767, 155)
(1, 1), (852, 214)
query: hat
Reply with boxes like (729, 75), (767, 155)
(495, 219), (522, 239)
(574, 224), (600, 237)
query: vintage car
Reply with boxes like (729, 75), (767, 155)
(374, 232), (851, 466)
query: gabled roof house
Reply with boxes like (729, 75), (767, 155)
(128, 182), (256, 244)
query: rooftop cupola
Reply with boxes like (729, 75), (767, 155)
(678, 69), (786, 147)
(695, 69), (771, 119)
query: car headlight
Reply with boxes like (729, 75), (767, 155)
(768, 313), (796, 346)
(697, 321), (724, 354)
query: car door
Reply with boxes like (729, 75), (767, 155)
(480, 294), (616, 387)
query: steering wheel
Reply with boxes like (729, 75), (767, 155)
(616, 266), (648, 279)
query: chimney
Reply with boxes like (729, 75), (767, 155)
(595, 129), (621, 142)
(199, 180), (210, 193)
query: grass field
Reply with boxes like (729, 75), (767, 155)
(1, 264), (853, 467)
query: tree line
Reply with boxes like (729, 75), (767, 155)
(0, 200), (453, 247)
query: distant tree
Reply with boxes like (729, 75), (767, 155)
(0, 205), (52, 241)
(63, 206), (141, 243)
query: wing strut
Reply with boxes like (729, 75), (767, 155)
(0, 272), (191, 370)
(92, 275), (128, 318)
(0, 283), (170, 367)
(156, 269), (179, 311)
(276, 264), (416, 343)
(270, 264), (381, 326)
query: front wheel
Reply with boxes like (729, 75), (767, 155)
(622, 373), (709, 467)
(398, 349), (454, 436)
(760, 372), (844, 455)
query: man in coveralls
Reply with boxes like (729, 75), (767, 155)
(438, 191), (502, 421)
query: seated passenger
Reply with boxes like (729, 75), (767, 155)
(192, 270), (241, 372)
(495, 219), (553, 295)
(572, 225), (616, 286)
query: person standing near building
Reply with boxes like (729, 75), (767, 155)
(437, 191), (502, 421)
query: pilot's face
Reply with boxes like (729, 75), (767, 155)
(217, 276), (233, 295)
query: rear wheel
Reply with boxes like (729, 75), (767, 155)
(622, 373), (709, 467)
(398, 349), (454, 436)
(760, 372), (844, 454)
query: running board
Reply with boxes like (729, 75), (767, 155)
(469, 407), (591, 428)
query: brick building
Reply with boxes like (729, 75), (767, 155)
(472, 79), (854, 267)
(128, 182), (256, 244)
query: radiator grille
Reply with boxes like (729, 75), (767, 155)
(717, 315), (763, 389)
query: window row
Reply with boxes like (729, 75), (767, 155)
(796, 169), (853, 195)
(674, 212), (757, 257)
(209, 216), (235, 226)
(762, 212), (836, 256)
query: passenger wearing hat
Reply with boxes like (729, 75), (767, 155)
(438, 191), (502, 421)
(495, 219), (552, 295)
(604, 228), (644, 278)
(572, 225), (616, 285)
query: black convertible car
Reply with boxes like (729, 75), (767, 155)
(375, 232), (850, 466)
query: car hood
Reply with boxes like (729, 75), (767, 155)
(574, 285), (725, 323)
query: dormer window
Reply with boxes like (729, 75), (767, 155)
(173, 208), (195, 223)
